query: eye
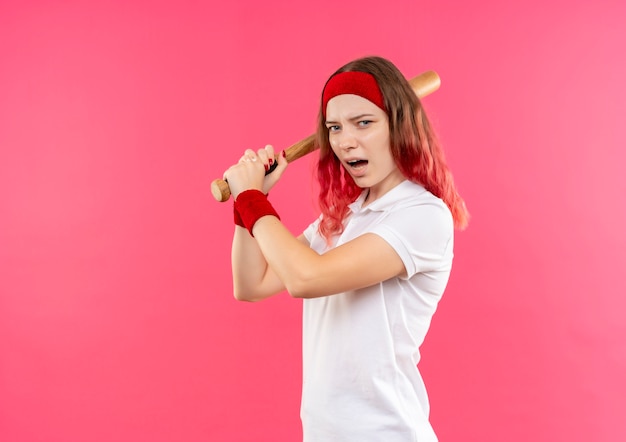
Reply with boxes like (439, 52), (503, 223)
(326, 125), (340, 132)
(358, 120), (372, 127)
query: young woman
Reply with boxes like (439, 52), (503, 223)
(223, 56), (469, 441)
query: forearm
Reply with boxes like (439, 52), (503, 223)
(252, 215), (323, 298)
(252, 214), (405, 299)
(224, 145), (293, 301)
(231, 225), (284, 301)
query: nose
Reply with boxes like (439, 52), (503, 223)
(335, 127), (356, 151)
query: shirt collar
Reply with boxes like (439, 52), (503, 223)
(348, 180), (426, 214)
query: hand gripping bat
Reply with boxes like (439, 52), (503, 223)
(210, 70), (441, 202)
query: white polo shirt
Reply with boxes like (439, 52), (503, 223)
(301, 180), (454, 442)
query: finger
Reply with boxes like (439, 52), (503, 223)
(276, 149), (288, 166)
(256, 151), (271, 172)
(257, 148), (269, 165)
(260, 145), (279, 173)
(243, 149), (258, 162)
(239, 149), (255, 163)
(263, 144), (276, 164)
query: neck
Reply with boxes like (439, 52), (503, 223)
(362, 173), (405, 207)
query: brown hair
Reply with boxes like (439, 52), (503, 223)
(315, 56), (469, 242)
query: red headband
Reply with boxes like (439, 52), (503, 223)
(322, 71), (386, 117)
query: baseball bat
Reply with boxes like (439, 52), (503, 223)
(211, 70), (441, 202)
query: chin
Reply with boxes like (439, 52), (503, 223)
(351, 178), (370, 188)
(354, 174), (378, 186)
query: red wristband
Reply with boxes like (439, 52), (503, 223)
(234, 193), (269, 229)
(234, 190), (280, 236)
(233, 204), (245, 228)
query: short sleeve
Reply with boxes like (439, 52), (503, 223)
(303, 215), (333, 254)
(368, 202), (454, 278)
(303, 217), (321, 243)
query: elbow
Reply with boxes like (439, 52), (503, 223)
(233, 287), (261, 302)
(233, 292), (256, 302)
(284, 274), (321, 299)
(287, 287), (324, 299)
(287, 287), (307, 299)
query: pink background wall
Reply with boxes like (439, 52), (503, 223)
(1, 1), (625, 441)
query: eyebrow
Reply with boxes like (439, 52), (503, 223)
(325, 113), (377, 125)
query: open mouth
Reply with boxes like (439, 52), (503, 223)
(347, 159), (368, 169)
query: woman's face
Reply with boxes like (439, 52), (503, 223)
(325, 94), (404, 201)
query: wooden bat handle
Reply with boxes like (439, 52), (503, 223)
(211, 70), (441, 202)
